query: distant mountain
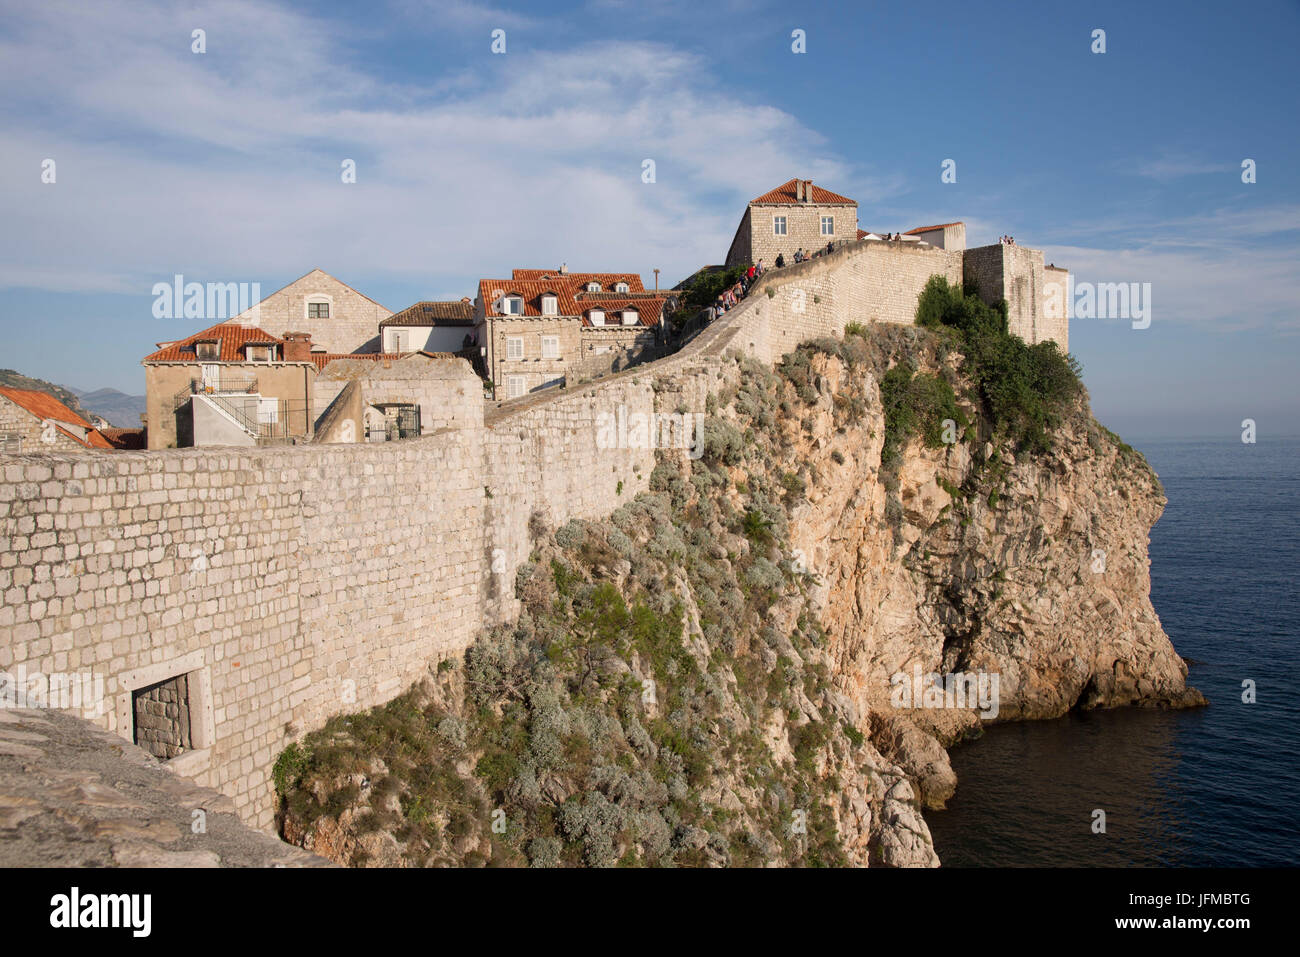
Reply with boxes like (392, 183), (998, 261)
(69, 387), (147, 429)
(0, 369), (89, 419)
(0, 369), (146, 429)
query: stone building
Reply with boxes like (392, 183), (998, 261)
(312, 353), (483, 444)
(142, 322), (319, 450)
(474, 269), (670, 400)
(230, 268), (393, 355)
(904, 222), (967, 250)
(0, 387), (112, 453)
(725, 178), (860, 267)
(380, 299), (476, 354)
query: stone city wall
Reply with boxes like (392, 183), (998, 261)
(0, 238), (1050, 831)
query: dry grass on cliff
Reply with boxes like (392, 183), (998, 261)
(272, 353), (895, 868)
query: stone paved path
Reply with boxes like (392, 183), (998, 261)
(0, 708), (330, 867)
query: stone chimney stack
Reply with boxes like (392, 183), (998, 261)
(282, 331), (313, 362)
(794, 179), (804, 202)
(802, 180), (813, 204)
(559, 262), (568, 274)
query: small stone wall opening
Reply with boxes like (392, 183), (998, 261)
(132, 673), (194, 760)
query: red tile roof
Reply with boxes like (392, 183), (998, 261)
(478, 280), (582, 317)
(381, 301), (475, 327)
(0, 387), (113, 449)
(905, 222), (963, 235)
(309, 352), (409, 372)
(510, 270), (645, 291)
(577, 296), (668, 328)
(142, 322), (289, 363)
(750, 179), (856, 206)
(100, 427), (145, 450)
(479, 273), (654, 317)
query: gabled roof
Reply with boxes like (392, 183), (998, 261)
(905, 222), (963, 235)
(750, 178), (856, 206)
(0, 387), (113, 449)
(577, 296), (668, 328)
(381, 301), (476, 327)
(142, 322), (290, 363)
(232, 267), (392, 319)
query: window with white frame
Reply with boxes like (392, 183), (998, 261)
(585, 281), (602, 292)
(621, 310), (638, 326)
(773, 216), (787, 235)
(501, 294), (524, 315)
(541, 336), (559, 359)
(507, 375), (526, 398)
(821, 215), (834, 235)
(506, 336), (524, 359)
(588, 309), (605, 326)
(540, 294), (558, 316)
(307, 300), (330, 319)
(614, 281), (629, 293)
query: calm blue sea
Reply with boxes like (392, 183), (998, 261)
(924, 436), (1300, 867)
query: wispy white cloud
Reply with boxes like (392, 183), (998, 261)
(0, 0), (860, 296)
(1042, 242), (1300, 332)
(1131, 153), (1236, 180)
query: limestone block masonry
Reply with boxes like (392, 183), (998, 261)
(0, 239), (1066, 831)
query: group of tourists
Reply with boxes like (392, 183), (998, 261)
(1000, 235), (1016, 245)
(709, 259), (765, 318)
(702, 238), (840, 322)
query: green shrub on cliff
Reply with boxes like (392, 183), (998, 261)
(879, 360), (963, 466)
(915, 276), (1082, 453)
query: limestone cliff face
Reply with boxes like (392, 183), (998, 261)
(782, 341), (1204, 811)
(276, 327), (1203, 868)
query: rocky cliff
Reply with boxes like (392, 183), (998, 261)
(276, 321), (1203, 868)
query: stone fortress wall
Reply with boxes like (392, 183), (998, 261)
(0, 237), (1066, 830)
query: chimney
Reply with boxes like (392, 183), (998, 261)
(794, 179), (804, 202)
(281, 331), (313, 362)
(559, 262), (568, 274)
(802, 180), (813, 204)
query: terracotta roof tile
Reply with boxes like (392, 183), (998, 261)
(0, 387), (113, 449)
(100, 427), (146, 450)
(479, 273), (653, 317)
(750, 178), (856, 206)
(905, 222), (963, 235)
(478, 280), (582, 317)
(381, 301), (475, 327)
(510, 270), (644, 291)
(142, 322), (289, 363)
(577, 296), (668, 328)
(309, 352), (409, 372)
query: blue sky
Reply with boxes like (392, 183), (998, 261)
(1, 0), (1297, 438)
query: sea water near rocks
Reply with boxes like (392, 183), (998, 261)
(924, 437), (1299, 866)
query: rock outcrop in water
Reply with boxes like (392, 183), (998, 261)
(276, 322), (1203, 867)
